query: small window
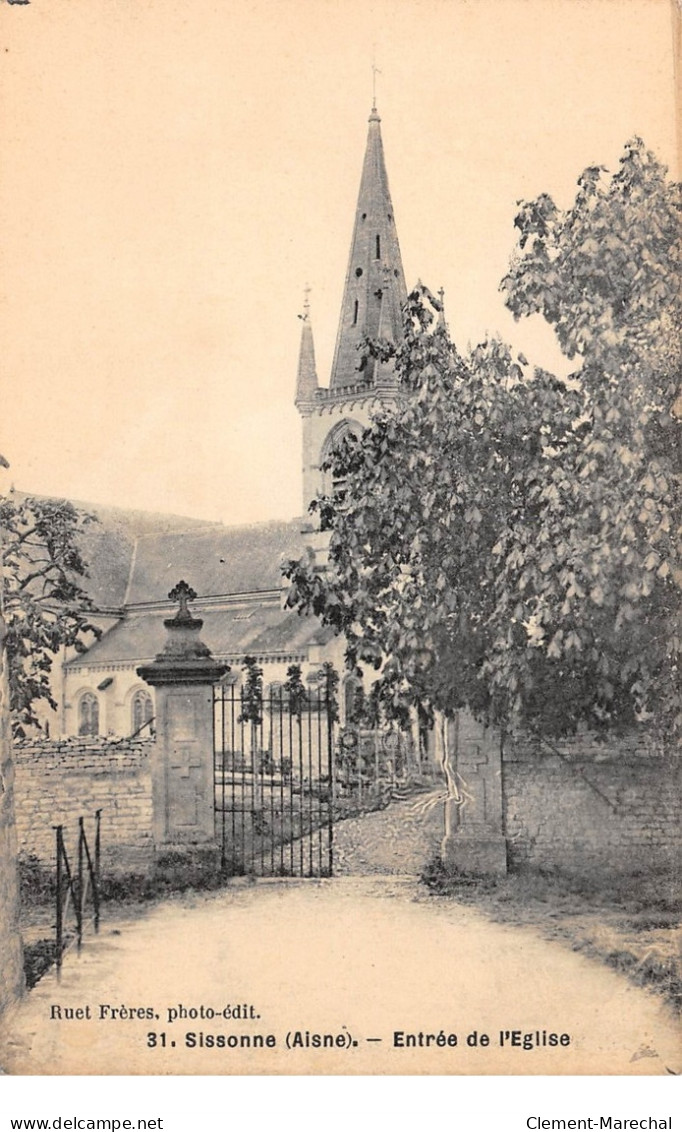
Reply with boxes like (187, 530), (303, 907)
(355, 267), (363, 277)
(132, 689), (153, 735)
(78, 692), (99, 737)
(353, 299), (359, 325)
(361, 212), (367, 220)
(375, 235), (381, 259)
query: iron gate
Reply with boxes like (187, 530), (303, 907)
(214, 681), (335, 877)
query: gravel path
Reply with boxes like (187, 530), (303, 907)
(333, 792), (444, 875)
(2, 875), (679, 1076)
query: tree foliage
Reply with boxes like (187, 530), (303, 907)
(283, 663), (307, 719)
(284, 140), (680, 739)
(238, 655), (264, 725)
(497, 138), (680, 735)
(1, 494), (101, 737)
(320, 660), (340, 724)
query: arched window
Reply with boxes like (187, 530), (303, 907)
(132, 689), (154, 735)
(78, 692), (99, 737)
(320, 420), (363, 504)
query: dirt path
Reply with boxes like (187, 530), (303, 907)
(1, 877), (679, 1076)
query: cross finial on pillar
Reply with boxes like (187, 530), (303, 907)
(168, 580), (197, 621)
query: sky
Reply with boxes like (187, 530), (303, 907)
(0, 0), (677, 526)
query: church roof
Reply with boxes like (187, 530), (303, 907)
(73, 521), (134, 609)
(329, 105), (407, 389)
(124, 519), (305, 605)
(82, 503), (231, 608)
(65, 601), (331, 668)
(8, 492), (138, 610)
(12, 492), (305, 611)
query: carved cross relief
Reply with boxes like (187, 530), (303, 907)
(456, 719), (502, 831)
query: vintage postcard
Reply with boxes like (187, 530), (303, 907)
(0, 0), (680, 1082)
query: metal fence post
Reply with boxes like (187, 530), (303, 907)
(54, 825), (63, 969)
(78, 817), (86, 949)
(326, 688), (335, 879)
(94, 809), (101, 931)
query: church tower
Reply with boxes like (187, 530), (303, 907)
(295, 103), (407, 521)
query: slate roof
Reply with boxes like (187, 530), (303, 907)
(65, 602), (331, 668)
(15, 492), (317, 665)
(330, 107), (407, 389)
(124, 519), (306, 605)
(14, 491), (306, 608)
(11, 492), (229, 610)
(72, 521), (135, 609)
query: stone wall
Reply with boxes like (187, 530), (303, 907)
(503, 731), (680, 879)
(0, 624), (25, 1013)
(13, 737), (154, 870)
(10, 728), (680, 885)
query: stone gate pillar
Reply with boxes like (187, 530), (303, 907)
(138, 581), (227, 850)
(441, 709), (507, 877)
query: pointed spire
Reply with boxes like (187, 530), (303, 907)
(329, 106), (407, 389)
(374, 267), (399, 388)
(295, 285), (319, 406)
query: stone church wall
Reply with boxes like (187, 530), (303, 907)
(13, 737), (154, 870)
(502, 732), (680, 880)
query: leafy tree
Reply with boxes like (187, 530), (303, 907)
(497, 138), (680, 735)
(285, 295), (576, 732)
(1, 494), (101, 737)
(284, 140), (680, 740)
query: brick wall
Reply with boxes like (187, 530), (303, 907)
(13, 737), (154, 870)
(503, 732), (680, 878)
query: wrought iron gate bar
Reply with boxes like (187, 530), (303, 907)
(54, 812), (102, 969)
(214, 680), (335, 878)
(213, 678), (437, 879)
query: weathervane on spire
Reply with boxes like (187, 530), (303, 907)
(372, 54), (381, 111)
(299, 283), (311, 322)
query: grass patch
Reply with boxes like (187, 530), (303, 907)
(17, 850), (241, 990)
(421, 858), (682, 1012)
(23, 939), (59, 991)
(18, 853), (56, 907)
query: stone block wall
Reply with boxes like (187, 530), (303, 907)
(0, 632), (24, 1013)
(13, 737), (154, 870)
(503, 732), (680, 879)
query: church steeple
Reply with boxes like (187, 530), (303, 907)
(295, 287), (319, 406)
(329, 105), (407, 389)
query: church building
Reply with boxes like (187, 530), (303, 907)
(58, 102), (417, 740)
